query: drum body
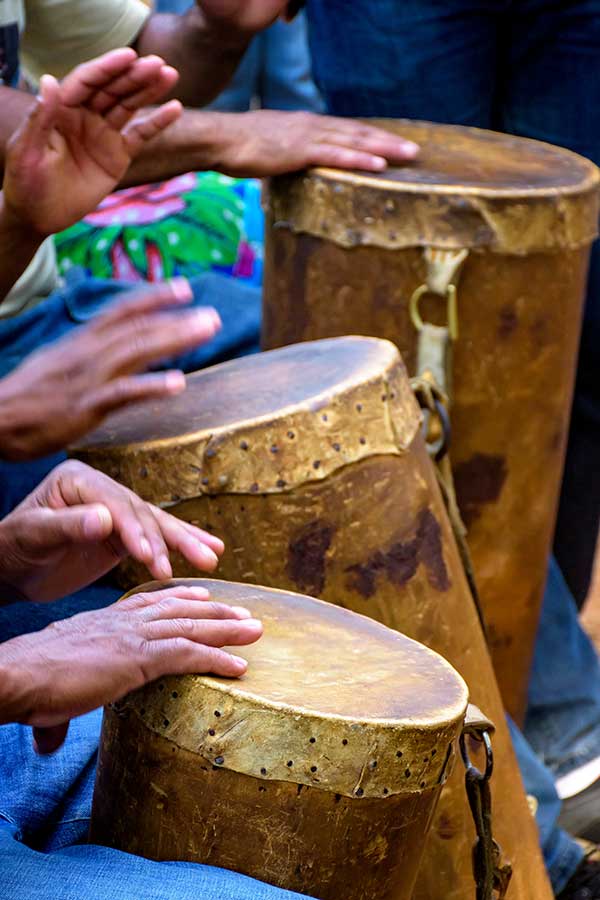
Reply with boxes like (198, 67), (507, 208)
(90, 579), (468, 900)
(74, 337), (553, 900)
(262, 120), (600, 723)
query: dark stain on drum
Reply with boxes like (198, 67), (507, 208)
(287, 519), (335, 595)
(453, 453), (508, 526)
(344, 508), (450, 598)
(497, 306), (518, 339)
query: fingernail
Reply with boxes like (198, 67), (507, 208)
(231, 606), (252, 619)
(140, 537), (152, 559)
(230, 655), (248, 673)
(400, 140), (420, 156)
(188, 310), (220, 336)
(201, 546), (219, 568)
(240, 618), (262, 630)
(163, 370), (186, 394)
(371, 156), (387, 170)
(168, 277), (192, 302)
(83, 504), (112, 539)
(188, 586), (210, 597)
(157, 554), (173, 579)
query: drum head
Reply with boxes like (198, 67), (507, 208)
(118, 579), (468, 797)
(145, 578), (467, 724)
(317, 119), (597, 195)
(74, 336), (402, 449)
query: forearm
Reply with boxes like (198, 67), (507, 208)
(0, 192), (44, 303)
(120, 108), (240, 186)
(0, 640), (34, 724)
(134, 9), (251, 108)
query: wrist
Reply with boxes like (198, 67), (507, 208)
(0, 639), (37, 725)
(0, 521), (29, 602)
(0, 191), (44, 247)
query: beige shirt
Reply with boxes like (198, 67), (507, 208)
(1, 0), (150, 318)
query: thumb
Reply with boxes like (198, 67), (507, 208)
(33, 722), (71, 755)
(25, 504), (114, 549)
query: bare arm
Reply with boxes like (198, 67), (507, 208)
(133, 9), (253, 108)
(0, 192), (43, 301)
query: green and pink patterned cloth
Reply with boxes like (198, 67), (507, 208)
(54, 172), (264, 287)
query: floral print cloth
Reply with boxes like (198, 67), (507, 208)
(54, 172), (264, 287)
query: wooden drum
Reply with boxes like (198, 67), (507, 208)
(90, 579), (469, 900)
(74, 337), (553, 900)
(262, 120), (600, 723)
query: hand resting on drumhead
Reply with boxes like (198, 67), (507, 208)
(0, 279), (221, 461)
(0, 460), (225, 602)
(0, 584), (263, 753)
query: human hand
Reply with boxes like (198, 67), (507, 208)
(0, 584), (262, 752)
(213, 109), (419, 176)
(0, 279), (221, 461)
(0, 460), (226, 602)
(2, 48), (183, 237)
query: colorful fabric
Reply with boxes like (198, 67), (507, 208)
(54, 172), (264, 287)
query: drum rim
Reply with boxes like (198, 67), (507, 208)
(308, 119), (600, 199)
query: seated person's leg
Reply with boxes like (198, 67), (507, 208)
(0, 715), (309, 900)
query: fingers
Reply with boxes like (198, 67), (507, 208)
(32, 722), (70, 755)
(137, 597), (252, 622)
(104, 66), (179, 131)
(120, 584), (213, 610)
(93, 279), (194, 331)
(53, 465), (221, 580)
(149, 510), (225, 573)
(97, 306), (222, 380)
(9, 74), (61, 160)
(323, 119), (420, 162)
(13, 505), (115, 551)
(142, 637), (250, 678)
(58, 48), (139, 107)
(308, 142), (389, 172)
(143, 616), (263, 646)
(122, 101), (183, 158)
(82, 370), (186, 418)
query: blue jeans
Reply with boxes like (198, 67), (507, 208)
(0, 268), (261, 517)
(0, 712), (309, 900)
(306, 0), (600, 888)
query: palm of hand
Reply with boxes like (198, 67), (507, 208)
(5, 105), (131, 237)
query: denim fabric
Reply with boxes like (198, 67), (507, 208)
(0, 581), (122, 642)
(507, 717), (584, 893)
(0, 713), (310, 900)
(306, 0), (600, 606)
(526, 557), (600, 778)
(0, 268), (261, 516)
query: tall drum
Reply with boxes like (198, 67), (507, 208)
(74, 337), (553, 900)
(91, 579), (469, 900)
(262, 120), (600, 723)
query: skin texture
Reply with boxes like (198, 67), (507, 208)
(0, 461), (258, 756)
(0, 459), (227, 599)
(0, 47), (183, 298)
(0, 585), (262, 753)
(0, 280), (222, 461)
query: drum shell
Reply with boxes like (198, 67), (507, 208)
(94, 437), (553, 900)
(91, 704), (442, 900)
(262, 206), (591, 725)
